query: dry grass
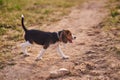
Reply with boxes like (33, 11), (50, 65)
(0, 0), (85, 28)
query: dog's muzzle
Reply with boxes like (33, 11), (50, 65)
(68, 35), (76, 43)
(72, 35), (76, 40)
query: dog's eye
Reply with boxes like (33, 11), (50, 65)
(68, 33), (72, 36)
(67, 32), (71, 35)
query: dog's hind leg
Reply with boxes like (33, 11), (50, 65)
(21, 41), (31, 56)
(57, 44), (69, 59)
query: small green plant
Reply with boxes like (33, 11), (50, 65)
(111, 9), (119, 17)
(103, 0), (120, 31)
(43, 9), (52, 15)
(0, 0), (3, 5)
(0, 27), (6, 35)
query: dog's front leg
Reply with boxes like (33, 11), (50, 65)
(35, 42), (49, 61)
(57, 45), (69, 59)
(35, 48), (46, 61)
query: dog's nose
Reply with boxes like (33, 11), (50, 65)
(74, 36), (76, 39)
(72, 36), (76, 40)
(72, 35), (76, 40)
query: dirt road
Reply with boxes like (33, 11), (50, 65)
(0, 0), (120, 80)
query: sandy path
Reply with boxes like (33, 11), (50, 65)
(1, 0), (120, 80)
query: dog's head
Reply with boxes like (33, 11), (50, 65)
(59, 30), (76, 43)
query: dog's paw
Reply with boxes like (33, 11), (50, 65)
(62, 56), (69, 59)
(35, 57), (42, 61)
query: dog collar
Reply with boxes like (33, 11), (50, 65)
(56, 31), (63, 42)
(56, 32), (60, 39)
(56, 32), (60, 40)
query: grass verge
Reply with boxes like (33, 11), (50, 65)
(102, 0), (120, 56)
(103, 0), (120, 31)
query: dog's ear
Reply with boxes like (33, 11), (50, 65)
(59, 30), (73, 43)
(64, 30), (72, 37)
(63, 30), (73, 43)
(59, 30), (68, 43)
(63, 30), (70, 34)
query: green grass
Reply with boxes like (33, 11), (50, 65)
(103, 0), (120, 31)
(102, 0), (120, 56)
(0, 27), (6, 35)
(0, 0), (85, 30)
(0, 0), (85, 69)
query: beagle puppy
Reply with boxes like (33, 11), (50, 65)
(20, 15), (76, 61)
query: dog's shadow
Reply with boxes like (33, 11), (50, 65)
(19, 52), (30, 59)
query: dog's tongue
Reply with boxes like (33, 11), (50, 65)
(69, 40), (73, 43)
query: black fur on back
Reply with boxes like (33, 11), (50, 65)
(25, 30), (59, 45)
(21, 15), (62, 49)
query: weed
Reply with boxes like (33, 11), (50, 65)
(103, 0), (120, 31)
(111, 9), (119, 17)
(43, 9), (52, 15)
(0, 27), (6, 35)
(0, 0), (3, 5)
(103, 0), (120, 56)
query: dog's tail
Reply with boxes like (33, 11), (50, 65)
(21, 15), (27, 32)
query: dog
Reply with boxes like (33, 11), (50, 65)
(20, 15), (76, 61)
